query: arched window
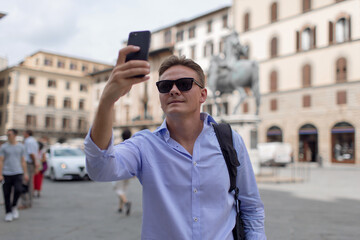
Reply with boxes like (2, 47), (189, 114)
(332, 122), (355, 164)
(336, 57), (347, 83)
(270, 37), (278, 58)
(270, 70), (278, 92)
(270, 2), (278, 22)
(336, 18), (349, 43)
(267, 126), (283, 142)
(302, 64), (311, 87)
(298, 124), (318, 162)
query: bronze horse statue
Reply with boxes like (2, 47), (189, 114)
(207, 32), (260, 115)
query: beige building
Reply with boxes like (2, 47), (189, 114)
(0, 51), (112, 142)
(233, 0), (359, 165)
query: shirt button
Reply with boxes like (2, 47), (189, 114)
(193, 162), (197, 166)
(194, 188), (197, 193)
(194, 217), (198, 222)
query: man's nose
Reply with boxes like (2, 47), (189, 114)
(169, 83), (181, 96)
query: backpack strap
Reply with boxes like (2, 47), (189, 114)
(212, 123), (240, 192)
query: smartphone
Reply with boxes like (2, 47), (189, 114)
(125, 30), (151, 62)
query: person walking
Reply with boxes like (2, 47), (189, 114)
(85, 46), (266, 239)
(33, 141), (47, 198)
(113, 129), (132, 215)
(20, 130), (39, 209)
(0, 129), (29, 222)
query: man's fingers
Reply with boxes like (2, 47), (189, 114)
(116, 45), (140, 66)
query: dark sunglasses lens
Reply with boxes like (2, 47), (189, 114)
(175, 78), (193, 91)
(157, 81), (173, 93)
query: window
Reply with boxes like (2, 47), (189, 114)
(63, 98), (72, 109)
(26, 115), (37, 127)
(222, 14), (228, 28)
(29, 93), (35, 105)
(219, 38), (225, 54)
(207, 20), (212, 33)
(0, 79), (4, 88)
(303, 0), (311, 12)
(0, 93), (4, 106)
(57, 61), (65, 68)
(270, 37), (278, 58)
(62, 117), (71, 130)
(336, 57), (347, 83)
(203, 41), (214, 57)
(70, 62), (77, 70)
(267, 126), (283, 142)
(66, 82), (71, 90)
(48, 79), (56, 88)
(270, 99), (277, 111)
(82, 65), (89, 72)
(244, 12), (250, 31)
(302, 64), (312, 87)
(331, 122), (355, 164)
(29, 77), (36, 85)
(80, 84), (88, 92)
(78, 118), (87, 131)
(6, 93), (9, 104)
(297, 26), (316, 51)
(243, 102), (249, 113)
(47, 96), (55, 107)
(44, 58), (53, 66)
(337, 91), (347, 105)
(189, 26), (196, 39)
(45, 116), (55, 129)
(336, 18), (350, 43)
(303, 95), (311, 107)
(270, 70), (278, 92)
(176, 30), (184, 42)
(190, 45), (196, 59)
(270, 2), (278, 22)
(79, 99), (85, 110)
(164, 30), (172, 44)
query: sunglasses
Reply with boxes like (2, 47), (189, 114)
(156, 78), (203, 93)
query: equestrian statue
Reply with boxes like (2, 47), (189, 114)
(207, 31), (260, 115)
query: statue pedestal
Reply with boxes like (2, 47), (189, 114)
(213, 114), (261, 175)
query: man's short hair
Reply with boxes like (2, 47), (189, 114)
(122, 129), (132, 141)
(26, 130), (33, 136)
(8, 129), (18, 135)
(158, 55), (205, 88)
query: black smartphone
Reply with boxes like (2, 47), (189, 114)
(125, 30), (151, 62)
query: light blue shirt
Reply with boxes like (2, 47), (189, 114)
(85, 113), (266, 240)
(24, 136), (38, 163)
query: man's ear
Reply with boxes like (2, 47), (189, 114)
(199, 88), (207, 103)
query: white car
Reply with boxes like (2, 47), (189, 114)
(257, 142), (293, 167)
(45, 145), (88, 181)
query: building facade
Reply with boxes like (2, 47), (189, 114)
(233, 0), (359, 165)
(0, 51), (112, 142)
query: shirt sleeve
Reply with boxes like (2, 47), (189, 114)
(233, 131), (267, 240)
(84, 127), (142, 182)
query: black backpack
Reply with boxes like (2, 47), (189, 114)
(213, 123), (246, 240)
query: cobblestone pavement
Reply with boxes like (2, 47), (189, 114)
(0, 165), (359, 240)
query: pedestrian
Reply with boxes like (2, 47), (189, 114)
(0, 129), (29, 222)
(113, 129), (132, 215)
(33, 141), (47, 198)
(20, 130), (39, 209)
(85, 46), (266, 239)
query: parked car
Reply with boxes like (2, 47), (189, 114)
(45, 144), (88, 181)
(257, 142), (293, 167)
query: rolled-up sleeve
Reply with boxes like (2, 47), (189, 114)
(233, 132), (266, 240)
(84, 128), (141, 182)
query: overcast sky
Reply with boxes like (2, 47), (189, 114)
(0, 0), (231, 66)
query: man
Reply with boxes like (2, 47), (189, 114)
(21, 130), (39, 208)
(0, 129), (29, 222)
(85, 46), (266, 239)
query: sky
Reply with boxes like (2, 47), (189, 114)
(0, 0), (232, 66)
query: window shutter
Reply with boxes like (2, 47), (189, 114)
(348, 16), (351, 40)
(270, 71), (277, 92)
(312, 26), (316, 49)
(329, 21), (334, 45)
(296, 31), (300, 52)
(337, 91), (347, 105)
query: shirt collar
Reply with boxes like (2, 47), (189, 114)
(154, 112), (217, 142)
